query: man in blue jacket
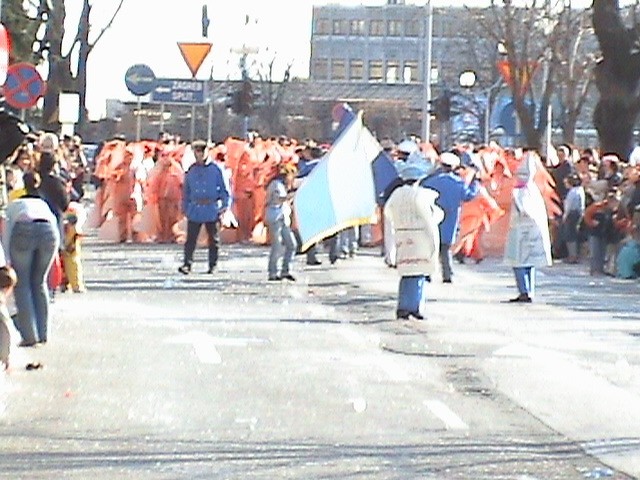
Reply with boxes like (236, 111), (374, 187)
(421, 152), (480, 283)
(178, 140), (230, 275)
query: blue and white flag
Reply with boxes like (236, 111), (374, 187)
(294, 111), (382, 251)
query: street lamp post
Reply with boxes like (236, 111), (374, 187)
(484, 78), (503, 145)
(458, 71), (476, 143)
(421, 1), (433, 143)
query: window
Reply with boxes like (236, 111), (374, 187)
(349, 60), (364, 80)
(332, 59), (346, 80)
(369, 20), (385, 36)
(386, 61), (399, 83)
(403, 61), (418, 83)
(388, 20), (403, 37)
(350, 19), (365, 36)
(405, 19), (420, 37)
(369, 60), (383, 82)
(315, 19), (331, 35)
(333, 19), (348, 35)
(313, 59), (328, 80)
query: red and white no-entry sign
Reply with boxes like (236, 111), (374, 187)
(0, 24), (9, 85)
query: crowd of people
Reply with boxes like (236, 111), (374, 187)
(3, 122), (640, 370)
(0, 131), (87, 370)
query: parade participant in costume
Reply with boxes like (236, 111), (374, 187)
(61, 203), (87, 293)
(421, 152), (480, 283)
(453, 184), (505, 264)
(265, 162), (298, 281)
(111, 146), (137, 243)
(384, 164), (443, 320)
(233, 145), (258, 242)
(146, 149), (184, 243)
(3, 172), (59, 346)
(178, 141), (230, 275)
(504, 151), (552, 303)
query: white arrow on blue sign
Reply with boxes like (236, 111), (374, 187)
(125, 64), (157, 96)
(151, 78), (206, 105)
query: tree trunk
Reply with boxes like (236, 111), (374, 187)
(563, 112), (577, 145)
(77, 0), (92, 131)
(592, 0), (640, 159)
(42, 0), (74, 129)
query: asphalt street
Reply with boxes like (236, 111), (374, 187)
(1, 234), (639, 479)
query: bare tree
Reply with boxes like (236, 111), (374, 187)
(474, 0), (593, 150)
(254, 57), (293, 136)
(556, 10), (597, 144)
(37, 0), (125, 130)
(592, 0), (640, 159)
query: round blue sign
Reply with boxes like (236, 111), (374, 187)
(125, 64), (157, 96)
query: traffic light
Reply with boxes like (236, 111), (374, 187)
(232, 80), (253, 116)
(430, 91), (452, 121)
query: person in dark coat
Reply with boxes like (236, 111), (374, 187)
(421, 152), (480, 283)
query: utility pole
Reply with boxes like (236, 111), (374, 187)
(421, 1), (433, 143)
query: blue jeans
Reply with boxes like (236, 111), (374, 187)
(10, 221), (59, 344)
(513, 266), (535, 296)
(439, 243), (453, 281)
(267, 217), (297, 277)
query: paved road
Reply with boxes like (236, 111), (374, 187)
(1, 236), (639, 479)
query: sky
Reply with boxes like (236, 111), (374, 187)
(78, 0), (598, 120)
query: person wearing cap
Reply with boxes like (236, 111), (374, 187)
(178, 140), (230, 275)
(420, 151), (480, 283)
(504, 151), (552, 302)
(265, 162), (298, 281)
(384, 162), (443, 319)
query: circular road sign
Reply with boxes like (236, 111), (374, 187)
(125, 64), (157, 96)
(4, 63), (46, 110)
(0, 24), (10, 84)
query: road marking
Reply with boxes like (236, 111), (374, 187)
(166, 332), (222, 364)
(424, 400), (468, 430)
(164, 333), (269, 364)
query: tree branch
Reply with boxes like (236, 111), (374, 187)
(88, 0), (125, 51)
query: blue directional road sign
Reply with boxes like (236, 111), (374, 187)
(151, 78), (205, 105)
(125, 64), (157, 96)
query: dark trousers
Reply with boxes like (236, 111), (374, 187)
(183, 221), (219, 269)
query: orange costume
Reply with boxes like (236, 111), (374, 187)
(454, 147), (560, 258)
(145, 151), (184, 243)
(232, 148), (258, 242)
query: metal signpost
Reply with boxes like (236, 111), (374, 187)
(124, 64), (157, 141)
